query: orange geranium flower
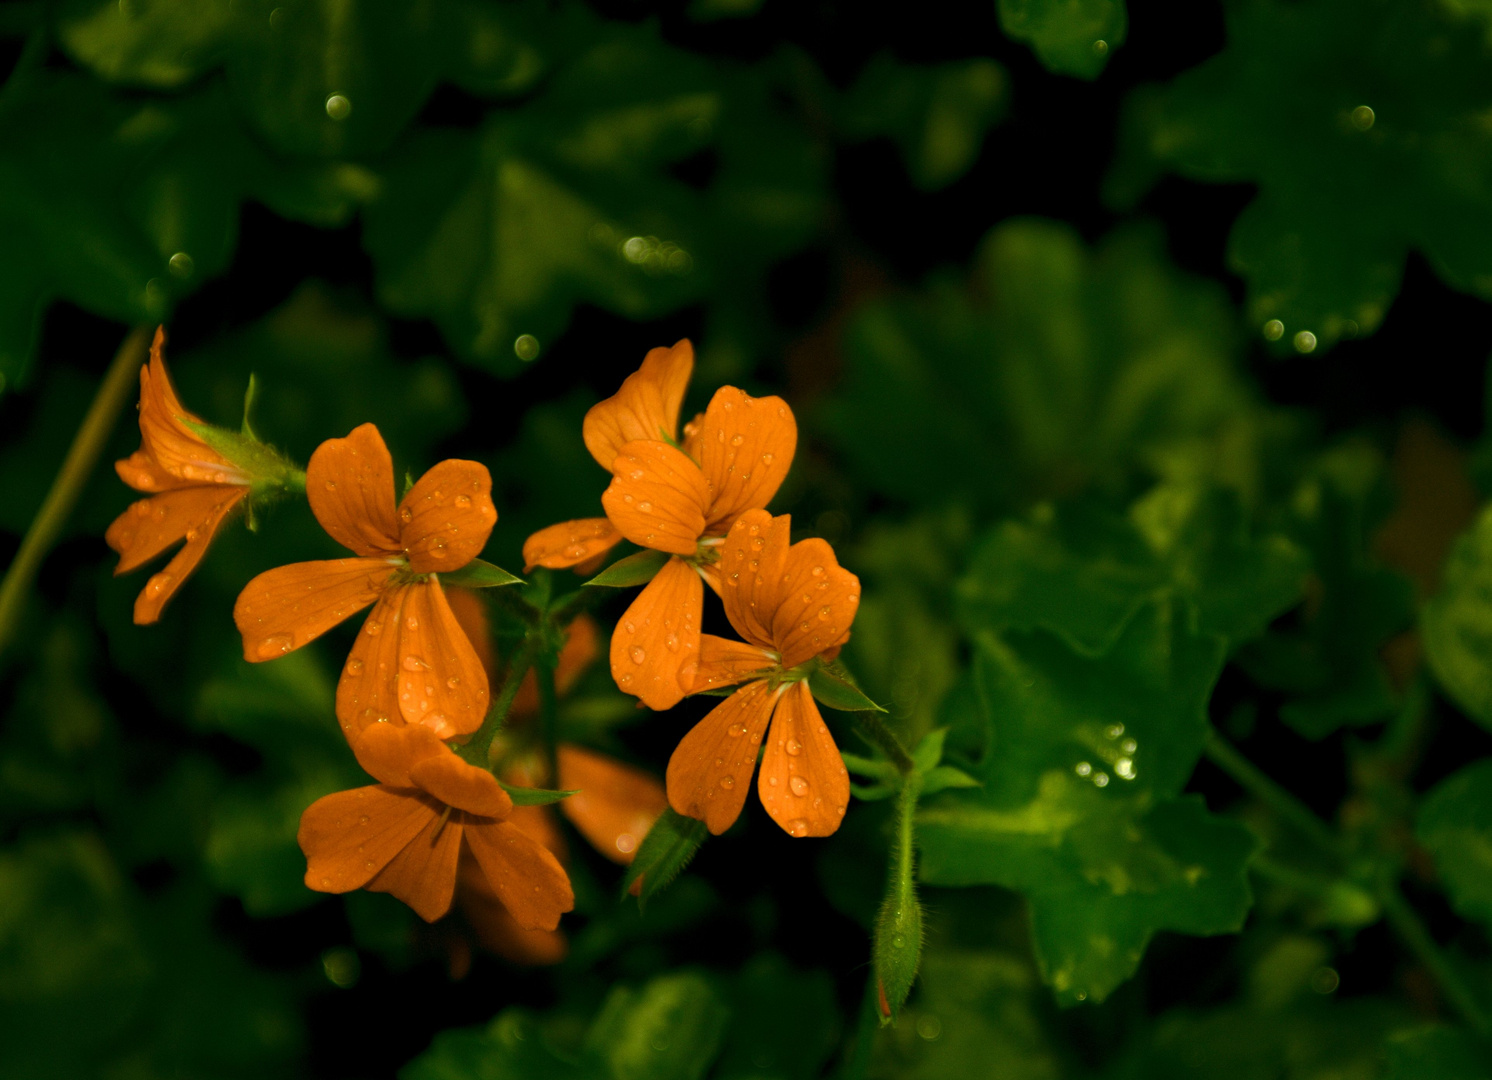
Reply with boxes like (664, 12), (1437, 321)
(667, 510), (859, 838)
(525, 341), (799, 712)
(106, 328), (255, 624)
(234, 423), (496, 742)
(298, 722), (573, 927)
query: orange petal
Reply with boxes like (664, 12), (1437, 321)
(299, 785), (439, 894)
(757, 681), (849, 838)
(601, 441), (710, 555)
(556, 614), (600, 694)
(445, 588), (496, 685)
(680, 410), (706, 460)
(350, 719), (446, 786)
(717, 509), (791, 649)
(683, 634), (776, 694)
(409, 751), (513, 818)
(116, 487), (249, 625)
(768, 537), (861, 669)
(233, 557), (391, 662)
(609, 556), (702, 711)
(582, 340), (694, 471)
(366, 808), (464, 921)
(695, 387), (796, 531)
(306, 423), (401, 557)
(136, 329), (247, 484)
(523, 518), (623, 572)
(665, 679), (777, 835)
(457, 849), (568, 964)
(399, 459), (498, 573)
(336, 592), (407, 742)
(556, 745), (668, 864)
(394, 580), (492, 738)
(107, 484), (245, 576)
(464, 819), (575, 931)
(114, 449), (187, 494)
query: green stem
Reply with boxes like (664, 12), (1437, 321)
(0, 326), (150, 661)
(547, 583), (607, 626)
(1203, 727), (1345, 859)
(1380, 885), (1492, 1037)
(872, 770), (924, 1023)
(854, 709), (916, 776)
(458, 637), (538, 768)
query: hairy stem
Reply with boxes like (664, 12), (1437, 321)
(854, 709), (916, 776)
(1380, 885), (1492, 1037)
(1203, 727), (1345, 859)
(0, 326), (150, 661)
(458, 637), (537, 768)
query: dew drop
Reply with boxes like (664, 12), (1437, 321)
(402, 655), (428, 671)
(790, 776), (809, 796)
(145, 572), (175, 599)
(346, 658), (364, 675)
(786, 738), (802, 756)
(730, 434), (745, 446)
(364, 619), (382, 636)
(454, 493), (471, 508)
(786, 819), (809, 837)
(630, 645), (646, 664)
(720, 776), (735, 790)
(400, 508), (413, 523)
(762, 453), (774, 464)
(447, 676), (461, 689)
(324, 480), (338, 491)
(728, 722), (746, 738)
(256, 633), (293, 659)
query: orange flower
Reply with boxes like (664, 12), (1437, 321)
(527, 341), (799, 712)
(298, 722), (574, 927)
(234, 424), (496, 742)
(667, 510), (859, 838)
(106, 328), (255, 624)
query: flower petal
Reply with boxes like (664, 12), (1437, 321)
(136, 329), (245, 484)
(299, 785), (439, 894)
(756, 681), (848, 838)
(107, 484), (244, 576)
(609, 556), (702, 711)
(556, 745), (668, 864)
(366, 808), (464, 922)
(601, 441), (709, 555)
(522, 518), (623, 572)
(114, 449), (187, 494)
(445, 587), (496, 684)
(233, 557), (390, 662)
(464, 819), (575, 931)
(307, 423), (402, 557)
(457, 849), (568, 965)
(394, 579), (492, 738)
(666, 679), (777, 835)
(696, 387), (796, 531)
(336, 592), (407, 742)
(409, 751), (513, 818)
(582, 340), (694, 471)
(681, 634), (776, 694)
(768, 538), (862, 669)
(400, 459), (498, 573)
(124, 487), (250, 625)
(717, 509), (791, 649)
(350, 720), (444, 786)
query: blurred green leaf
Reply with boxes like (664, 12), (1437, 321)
(919, 600), (1256, 1004)
(1417, 759), (1492, 930)
(998, 0), (1126, 79)
(58, 0), (235, 88)
(1424, 505), (1492, 730)
(1109, 0), (1492, 351)
(714, 954), (838, 1080)
(1385, 1026), (1492, 1080)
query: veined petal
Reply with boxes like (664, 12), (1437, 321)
(126, 487), (250, 625)
(137, 329), (245, 484)
(394, 580), (491, 738)
(399, 459), (497, 573)
(696, 387), (796, 531)
(768, 537), (861, 669)
(666, 679), (778, 835)
(464, 819), (575, 931)
(601, 441), (709, 555)
(457, 849), (568, 965)
(556, 745), (668, 864)
(107, 484), (244, 576)
(307, 423), (401, 557)
(350, 720), (447, 787)
(682, 634), (776, 695)
(582, 340), (694, 471)
(299, 785), (438, 894)
(717, 509), (791, 649)
(366, 807), (464, 922)
(609, 556), (702, 711)
(233, 557), (390, 662)
(757, 681), (848, 838)
(114, 449), (188, 494)
(409, 752), (513, 818)
(522, 518), (623, 572)
(336, 592), (407, 741)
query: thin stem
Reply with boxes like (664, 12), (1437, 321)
(547, 583), (608, 626)
(0, 326), (150, 661)
(1380, 885), (1492, 1037)
(458, 638), (538, 768)
(1203, 727), (1345, 859)
(854, 709), (916, 776)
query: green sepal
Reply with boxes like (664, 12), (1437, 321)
(849, 781), (898, 802)
(241, 372), (261, 440)
(183, 417), (302, 491)
(808, 659), (886, 714)
(439, 559), (525, 589)
(622, 807), (709, 910)
(910, 728), (948, 773)
(920, 765), (979, 795)
(499, 782), (577, 806)
(842, 752), (899, 782)
(585, 548), (670, 588)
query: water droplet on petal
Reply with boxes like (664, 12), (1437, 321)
(145, 572), (175, 599)
(786, 738), (802, 756)
(256, 633), (294, 659)
(786, 819), (808, 837)
(728, 723), (746, 738)
(364, 619), (382, 636)
(346, 658), (364, 675)
(630, 645), (646, 664)
(790, 776), (809, 796)
(720, 776), (735, 790)
(402, 655), (428, 671)
(400, 508), (413, 523)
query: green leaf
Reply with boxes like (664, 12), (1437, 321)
(1108, 0), (1492, 352)
(808, 660), (885, 714)
(1424, 506), (1492, 730)
(440, 559), (526, 589)
(920, 765), (979, 796)
(1417, 759), (1492, 930)
(623, 807), (709, 909)
(499, 782), (578, 806)
(918, 600), (1255, 1004)
(584, 972), (729, 1080)
(402, 1011), (586, 1080)
(997, 0), (1126, 80)
(584, 548), (670, 588)
(1385, 1027), (1492, 1080)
